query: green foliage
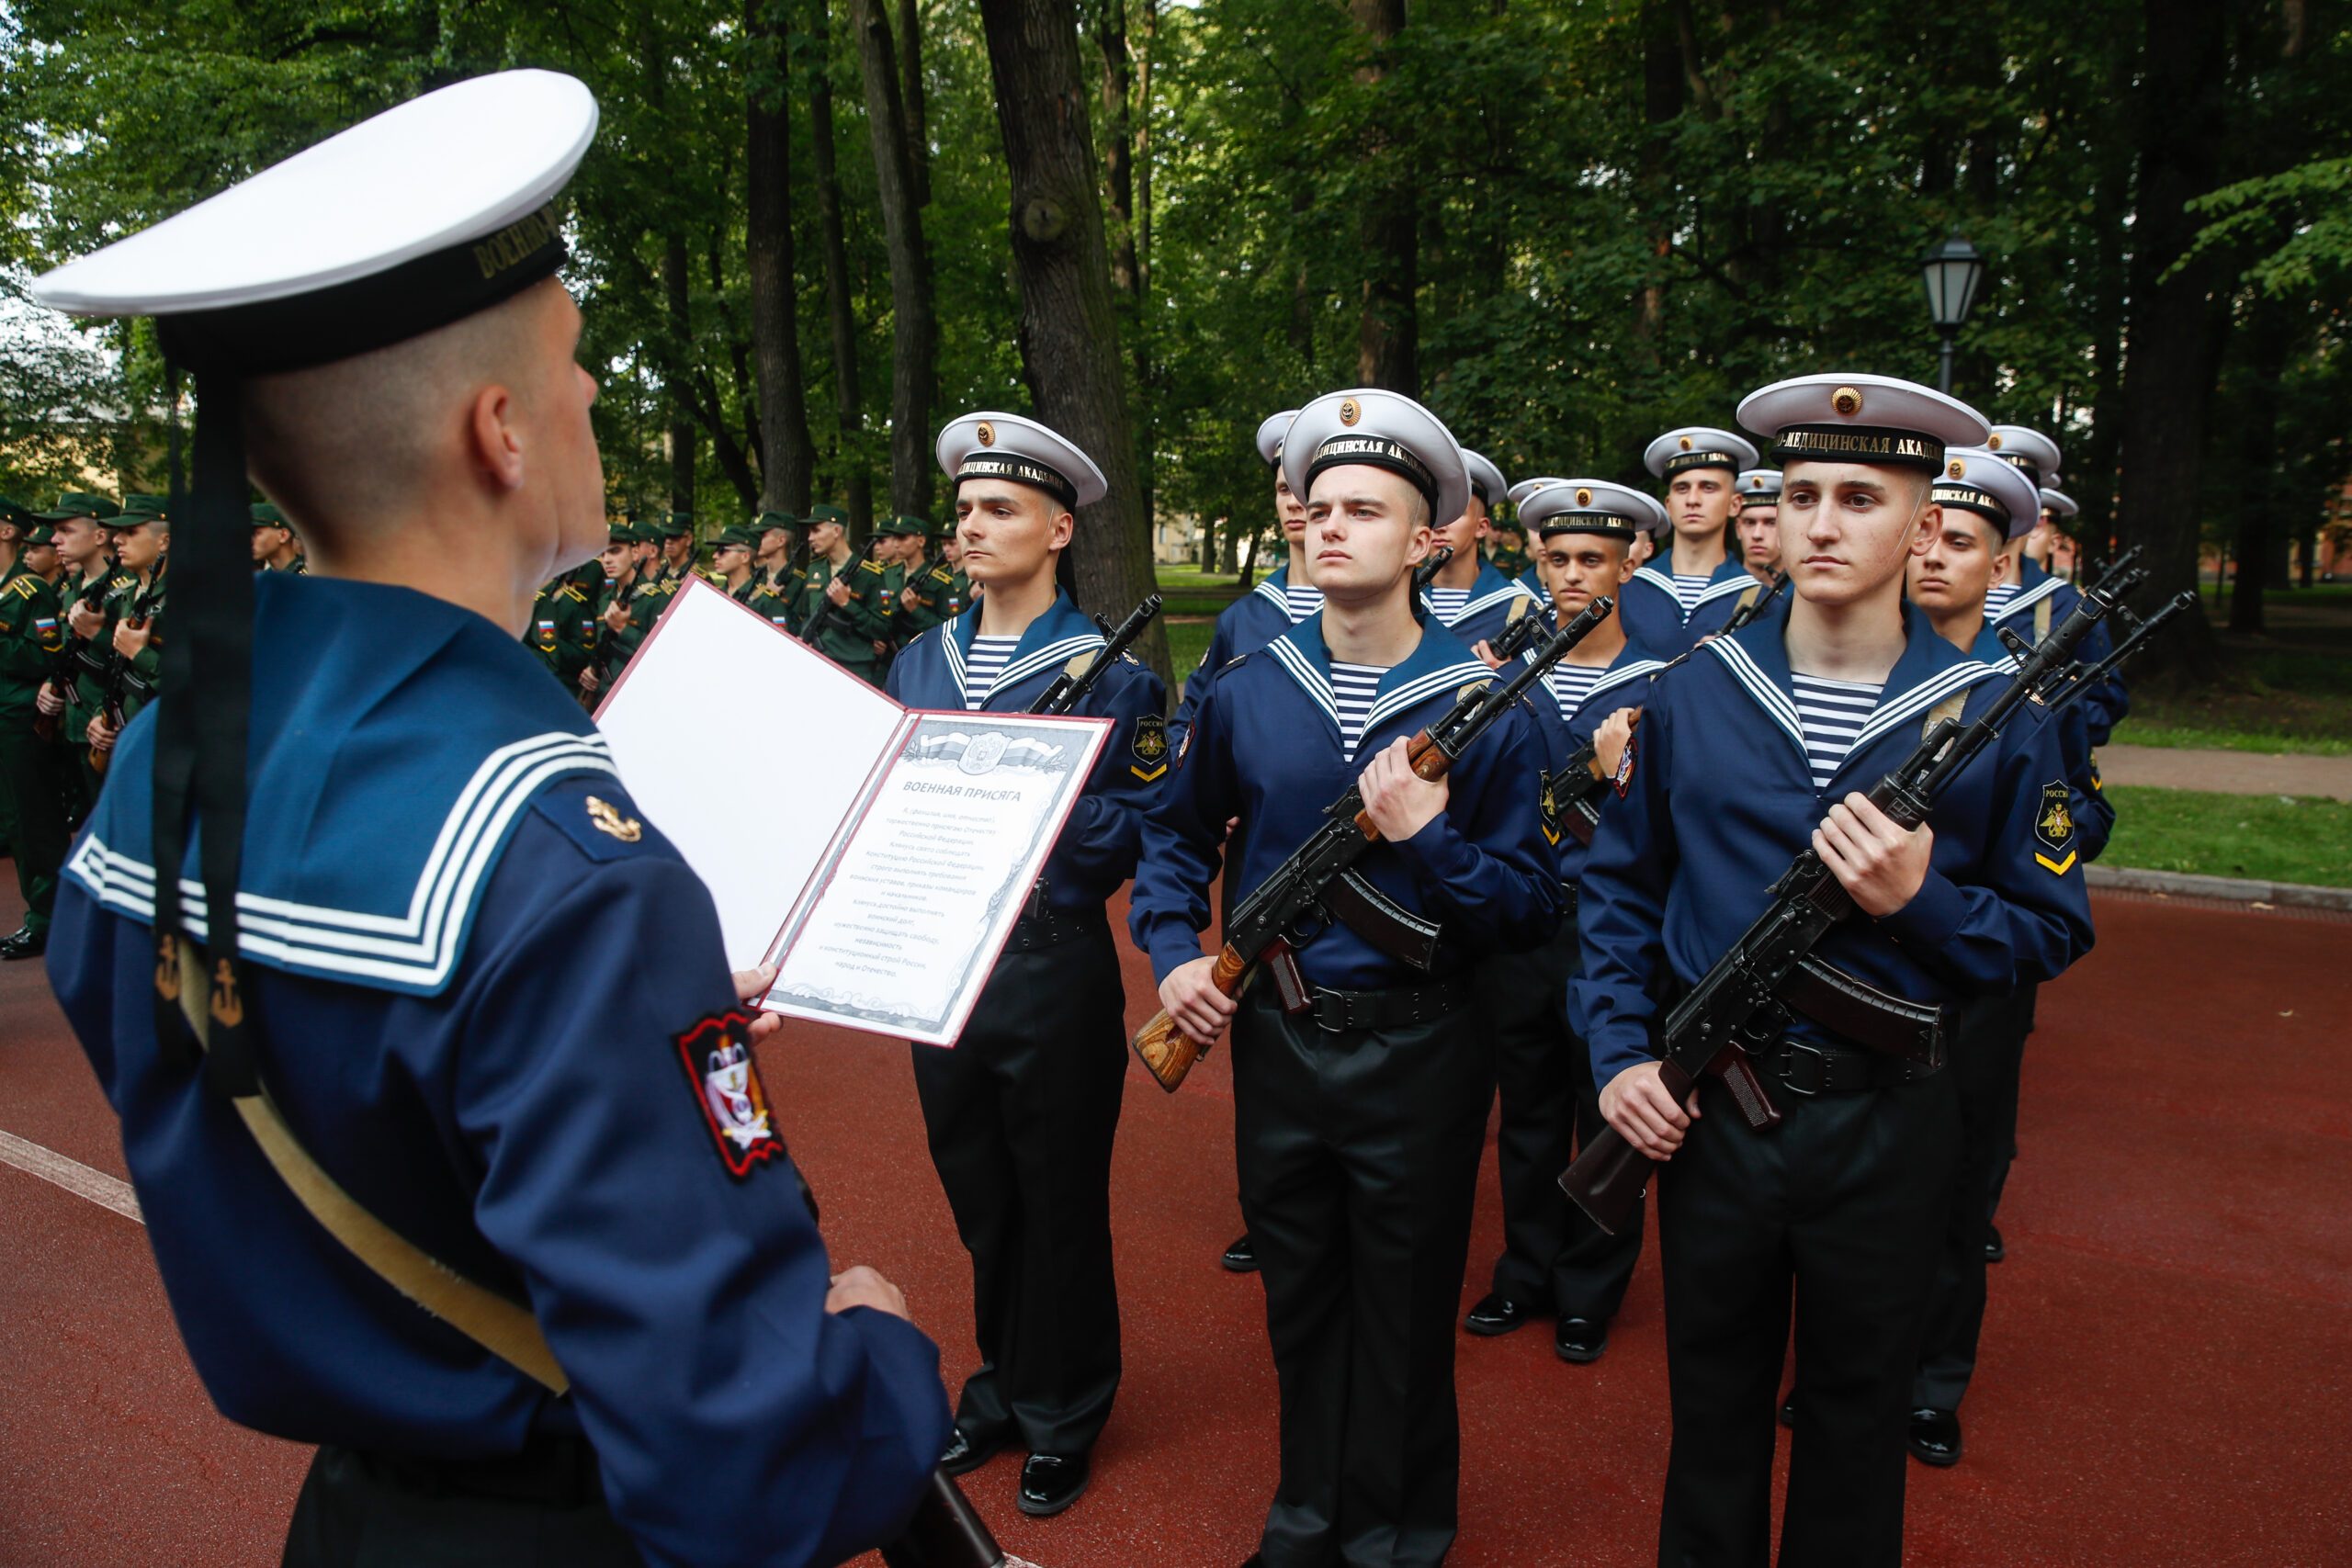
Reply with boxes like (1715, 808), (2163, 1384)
(2102, 785), (2352, 888)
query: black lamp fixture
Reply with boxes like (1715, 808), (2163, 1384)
(1920, 232), (1985, 394)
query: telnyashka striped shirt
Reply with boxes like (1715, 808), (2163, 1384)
(1984, 582), (2021, 618)
(1545, 663), (1609, 728)
(1790, 672), (1883, 792)
(1671, 573), (1712, 615)
(1283, 583), (1325, 623)
(963, 635), (1019, 710)
(1425, 587), (1471, 625)
(1330, 661), (1386, 759)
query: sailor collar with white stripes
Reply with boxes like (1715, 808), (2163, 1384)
(1418, 558), (1538, 628)
(1701, 594), (2001, 793)
(1528, 637), (1673, 708)
(1984, 570), (2065, 626)
(1628, 558), (1756, 622)
(939, 588), (1106, 709)
(1261, 612), (1493, 753)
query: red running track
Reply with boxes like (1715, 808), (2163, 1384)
(2, 885), (2348, 1566)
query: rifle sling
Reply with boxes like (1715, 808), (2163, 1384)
(172, 941), (571, 1394)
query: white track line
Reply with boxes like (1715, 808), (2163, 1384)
(0, 1128), (142, 1223)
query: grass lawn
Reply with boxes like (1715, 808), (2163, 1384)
(2101, 784), (2352, 887)
(1168, 619), (1213, 689)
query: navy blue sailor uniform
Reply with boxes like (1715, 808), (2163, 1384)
(48, 575), (950, 1567)
(885, 590), (1166, 1464)
(1990, 558), (2130, 746)
(1616, 554), (1768, 659)
(1479, 637), (1677, 1331)
(1571, 594), (2093, 1567)
(1168, 562), (1318, 750)
(1131, 613), (1561, 1568)
(1419, 557), (1543, 654)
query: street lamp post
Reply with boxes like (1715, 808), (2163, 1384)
(1920, 232), (1986, 395)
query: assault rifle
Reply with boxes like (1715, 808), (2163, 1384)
(2036, 589), (2195, 716)
(1030, 593), (1162, 716)
(1131, 595), (1615, 1092)
(89, 574), (164, 779)
(1410, 546), (1454, 601)
(1718, 570), (1786, 636)
(1558, 569), (2132, 1235)
(1487, 609), (1546, 663)
(800, 535), (883, 649)
(33, 569), (113, 742)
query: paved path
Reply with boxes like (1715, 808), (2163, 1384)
(2097, 742), (2352, 801)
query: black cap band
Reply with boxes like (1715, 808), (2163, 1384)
(1307, 434), (1439, 505)
(956, 455), (1078, 509)
(1536, 516), (1638, 541)
(1993, 451), (2042, 486)
(1929, 483), (2009, 525)
(1772, 424), (1944, 470)
(1660, 450), (1745, 478)
(156, 203), (568, 376)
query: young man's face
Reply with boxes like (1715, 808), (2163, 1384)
(529, 284), (608, 574)
(26, 542), (56, 576)
(662, 532), (693, 567)
(756, 526), (793, 564)
(1777, 461), (1936, 609)
(1539, 530), (1635, 618)
(52, 516), (104, 569)
(713, 540), (752, 578)
(1736, 504), (1781, 572)
(941, 535), (963, 567)
(1628, 531), (1656, 568)
(806, 519), (843, 557)
(1908, 513), (2005, 616)
(1275, 470), (1308, 544)
(1430, 494), (1489, 562)
(1303, 464), (1431, 603)
(955, 482), (1070, 587)
(1667, 468), (1736, 542)
(117, 521), (167, 572)
(599, 539), (633, 580)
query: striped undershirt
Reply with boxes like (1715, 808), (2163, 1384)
(1671, 573), (1712, 614)
(963, 635), (1019, 710)
(1545, 663), (1608, 728)
(1330, 661), (1386, 759)
(1791, 672), (1883, 792)
(1425, 587), (1471, 624)
(1984, 582), (2021, 617)
(1283, 583), (1325, 623)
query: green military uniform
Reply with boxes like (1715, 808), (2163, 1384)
(254, 502), (307, 573)
(650, 509), (695, 591)
(526, 572), (594, 690)
(794, 541), (888, 685)
(595, 521), (673, 680)
(715, 525), (795, 629)
(750, 512), (804, 625)
(862, 514), (932, 664)
(0, 502), (74, 953)
(98, 552), (168, 729)
(890, 516), (957, 638)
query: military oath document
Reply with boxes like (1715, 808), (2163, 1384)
(595, 576), (1111, 1046)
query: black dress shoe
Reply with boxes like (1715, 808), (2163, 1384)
(1908, 1407), (1962, 1466)
(1016, 1452), (1091, 1517)
(1778, 1392), (1796, 1428)
(1555, 1316), (1609, 1363)
(1222, 1233), (1259, 1273)
(1463, 1292), (1538, 1337)
(0, 926), (45, 961)
(938, 1427), (1005, 1476)
(1984, 1225), (2006, 1263)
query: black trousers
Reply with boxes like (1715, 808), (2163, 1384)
(1983, 980), (2039, 1224)
(1656, 1069), (1959, 1568)
(1912, 987), (2036, 1412)
(910, 913), (1126, 1458)
(1235, 984), (1491, 1568)
(282, 1440), (643, 1568)
(1481, 906), (1644, 1320)
(0, 713), (67, 936)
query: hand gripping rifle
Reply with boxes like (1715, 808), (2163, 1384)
(1131, 595), (1615, 1093)
(1029, 593), (1162, 716)
(33, 570), (113, 742)
(90, 574), (165, 779)
(1557, 571), (2131, 1235)
(800, 535), (883, 649)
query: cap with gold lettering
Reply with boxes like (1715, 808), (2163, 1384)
(936, 412), (1107, 510)
(1736, 374), (1987, 473)
(1735, 469), (1782, 509)
(1282, 388), (1470, 528)
(1643, 426), (1759, 481)
(1520, 479), (1668, 542)
(1933, 447), (2041, 541)
(1984, 424), (2063, 490)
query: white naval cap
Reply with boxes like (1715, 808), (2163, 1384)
(1520, 479), (1669, 541)
(1985, 424), (2063, 489)
(936, 412), (1108, 509)
(1644, 425), (1760, 480)
(2038, 487), (2079, 520)
(1460, 449), (1509, 510)
(1256, 409), (1300, 468)
(1736, 469), (1783, 507)
(1282, 388), (1470, 529)
(1934, 447), (2043, 541)
(1508, 476), (1568, 508)
(35, 70), (597, 372)
(1736, 373), (1988, 472)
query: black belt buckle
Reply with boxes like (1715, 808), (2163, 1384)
(1777, 1041), (1831, 1098)
(1312, 989), (1354, 1032)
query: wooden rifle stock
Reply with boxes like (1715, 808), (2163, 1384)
(1132, 943), (1249, 1092)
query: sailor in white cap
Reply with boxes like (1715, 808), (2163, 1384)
(1419, 444), (1544, 661)
(1901, 448), (2111, 1472)
(1504, 474), (1570, 600)
(1574, 373), (2093, 1566)
(1463, 479), (1672, 1365)
(890, 409), (1165, 1519)
(1624, 424), (1764, 655)
(1980, 468), (2129, 745)
(1133, 387), (1561, 1568)
(34, 72), (948, 1564)
(1735, 468), (1784, 586)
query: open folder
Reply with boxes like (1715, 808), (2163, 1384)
(594, 576), (1111, 1046)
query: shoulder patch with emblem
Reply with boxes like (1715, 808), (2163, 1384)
(1131, 713), (1170, 782)
(2032, 779), (2077, 875)
(530, 785), (658, 864)
(1538, 767), (1561, 845)
(673, 1010), (786, 1180)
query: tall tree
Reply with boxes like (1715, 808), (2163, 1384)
(850, 0), (939, 518)
(746, 0), (818, 513)
(806, 0), (873, 532)
(1350, 0), (1416, 393)
(976, 0), (1167, 681)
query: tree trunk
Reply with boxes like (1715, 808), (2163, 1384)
(1134, 0), (1156, 298)
(976, 0), (1168, 682)
(2226, 299), (2296, 635)
(662, 231), (698, 518)
(2115, 0), (2229, 679)
(898, 0), (930, 210)
(850, 0), (939, 520)
(1351, 0), (1416, 394)
(746, 0), (817, 513)
(1632, 0), (1681, 372)
(2077, 39), (2134, 573)
(1094, 1), (1140, 300)
(808, 0), (873, 536)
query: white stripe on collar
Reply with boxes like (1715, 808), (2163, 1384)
(1987, 575), (2064, 624)
(1704, 638), (1809, 767)
(1251, 577), (1289, 610)
(1588, 658), (1671, 702)
(1364, 660), (1493, 737)
(1264, 637), (1341, 734)
(986, 634), (1105, 703)
(1427, 581), (1537, 626)
(1843, 660), (1999, 756)
(1691, 573), (1763, 609)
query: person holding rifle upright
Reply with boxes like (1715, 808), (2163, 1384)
(577, 517), (648, 701)
(797, 502), (889, 684)
(1133, 388), (1560, 1568)
(35, 495), (121, 823)
(887, 411), (1167, 1521)
(84, 505), (168, 770)
(0, 498), (71, 959)
(1572, 374), (2094, 1567)
(1618, 424), (1764, 657)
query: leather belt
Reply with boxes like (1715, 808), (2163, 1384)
(1003, 905), (1102, 953)
(1758, 1038), (1937, 1097)
(1306, 976), (1470, 1033)
(370, 1429), (607, 1509)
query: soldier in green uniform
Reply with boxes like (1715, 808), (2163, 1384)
(583, 519), (672, 697)
(253, 502), (306, 572)
(23, 518), (62, 586)
(85, 507), (169, 770)
(751, 511), (803, 618)
(897, 515), (964, 637)
(795, 504), (888, 685)
(712, 525), (795, 629)
(1488, 513), (1530, 581)
(34, 494), (125, 815)
(0, 499), (69, 957)
(527, 568), (596, 691)
(652, 510), (695, 589)
(864, 513), (927, 659)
